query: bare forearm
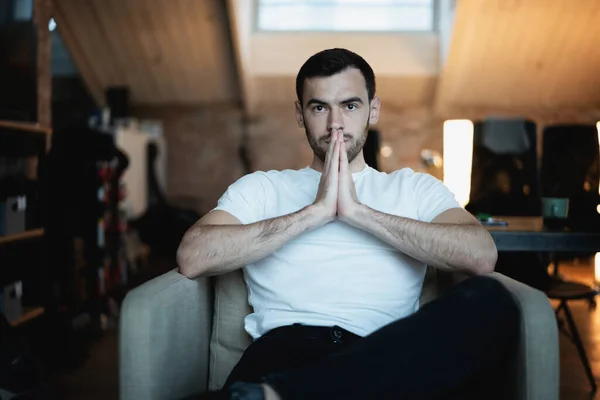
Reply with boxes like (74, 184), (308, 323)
(346, 205), (497, 274)
(177, 205), (329, 278)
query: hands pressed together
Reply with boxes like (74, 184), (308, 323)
(312, 131), (363, 224)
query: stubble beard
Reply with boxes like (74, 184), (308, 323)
(306, 120), (370, 165)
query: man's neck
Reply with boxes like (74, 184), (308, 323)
(310, 152), (367, 174)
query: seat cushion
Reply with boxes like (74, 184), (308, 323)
(208, 270), (253, 390)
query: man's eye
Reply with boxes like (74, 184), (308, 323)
(346, 104), (357, 110)
(313, 105), (324, 112)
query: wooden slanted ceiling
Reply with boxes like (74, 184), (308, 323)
(53, 0), (240, 106)
(436, 0), (600, 122)
(225, 0), (254, 115)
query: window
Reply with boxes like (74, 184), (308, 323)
(256, 0), (435, 32)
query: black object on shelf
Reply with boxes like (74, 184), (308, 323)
(43, 123), (129, 330)
(106, 86), (130, 120)
(0, 175), (42, 232)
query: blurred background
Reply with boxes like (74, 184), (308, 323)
(1, 0), (600, 398)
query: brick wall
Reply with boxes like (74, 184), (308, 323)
(135, 103), (444, 215)
(134, 105), (245, 215)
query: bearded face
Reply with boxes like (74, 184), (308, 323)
(305, 119), (370, 164)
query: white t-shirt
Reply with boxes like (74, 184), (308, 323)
(213, 166), (460, 339)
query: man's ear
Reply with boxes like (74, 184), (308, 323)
(294, 100), (304, 128)
(369, 96), (381, 125)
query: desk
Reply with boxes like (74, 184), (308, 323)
(488, 217), (600, 392)
(486, 217), (600, 252)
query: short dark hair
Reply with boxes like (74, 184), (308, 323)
(295, 48), (376, 106)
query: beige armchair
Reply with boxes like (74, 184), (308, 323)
(119, 268), (559, 400)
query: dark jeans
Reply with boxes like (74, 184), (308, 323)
(224, 275), (521, 400)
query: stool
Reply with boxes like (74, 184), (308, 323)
(547, 280), (599, 392)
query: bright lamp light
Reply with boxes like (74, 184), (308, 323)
(594, 121), (600, 284)
(596, 121), (600, 198)
(443, 120), (474, 208)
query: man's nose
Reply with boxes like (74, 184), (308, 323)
(327, 108), (343, 132)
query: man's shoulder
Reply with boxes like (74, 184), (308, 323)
(245, 167), (314, 180)
(386, 168), (441, 183)
(233, 168), (312, 187)
(368, 168), (445, 194)
(369, 167), (418, 183)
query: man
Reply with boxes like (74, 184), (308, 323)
(177, 48), (519, 400)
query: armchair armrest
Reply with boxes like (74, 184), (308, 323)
(119, 269), (213, 400)
(489, 272), (559, 400)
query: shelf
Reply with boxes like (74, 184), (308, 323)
(0, 229), (45, 245)
(9, 307), (45, 327)
(0, 120), (52, 135)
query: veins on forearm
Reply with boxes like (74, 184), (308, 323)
(364, 208), (487, 271)
(259, 216), (283, 242)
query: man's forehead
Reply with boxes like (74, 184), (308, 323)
(303, 68), (367, 102)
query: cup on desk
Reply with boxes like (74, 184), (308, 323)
(542, 197), (570, 229)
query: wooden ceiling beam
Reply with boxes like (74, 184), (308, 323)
(226, 0), (256, 117)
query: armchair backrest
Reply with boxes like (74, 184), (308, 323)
(207, 267), (452, 390)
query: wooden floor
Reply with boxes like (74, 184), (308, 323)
(48, 330), (118, 400)
(46, 259), (600, 399)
